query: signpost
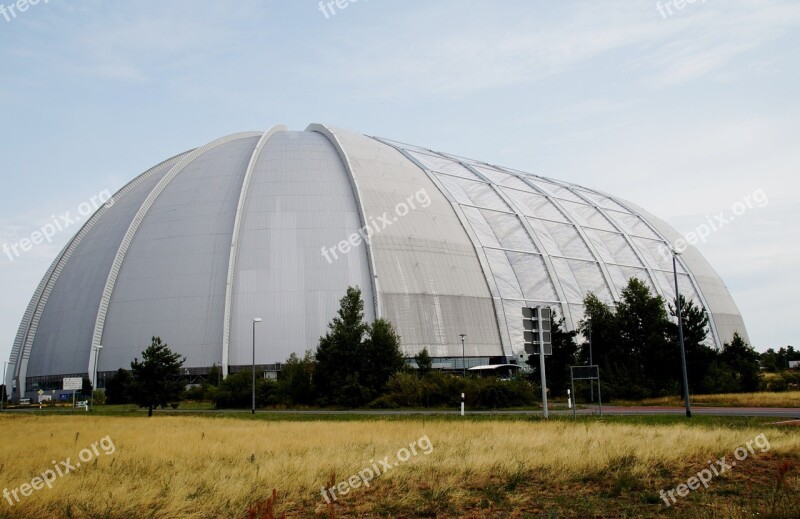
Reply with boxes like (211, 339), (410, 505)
(523, 306), (552, 418)
(63, 377), (82, 409)
(570, 365), (602, 418)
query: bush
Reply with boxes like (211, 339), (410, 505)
(182, 384), (210, 401)
(213, 371), (277, 409)
(105, 369), (133, 404)
(374, 372), (536, 409)
(92, 390), (106, 405)
(469, 378), (536, 409)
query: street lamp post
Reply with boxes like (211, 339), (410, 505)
(672, 252), (692, 418)
(459, 334), (466, 377)
(92, 345), (103, 410)
(588, 321), (594, 403)
(252, 318), (262, 415)
(1, 361), (8, 412)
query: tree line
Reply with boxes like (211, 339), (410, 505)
(533, 278), (764, 400)
(103, 281), (788, 411)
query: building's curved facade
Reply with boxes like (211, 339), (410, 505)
(6, 125), (749, 399)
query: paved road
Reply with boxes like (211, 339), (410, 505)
(142, 406), (800, 418)
(4, 406), (799, 418)
(568, 405), (800, 418)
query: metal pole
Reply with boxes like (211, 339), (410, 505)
(92, 345), (102, 410)
(589, 322), (594, 403)
(597, 368), (603, 417)
(673, 254), (692, 418)
(538, 306), (548, 419)
(570, 368), (576, 419)
(0, 361), (8, 411)
(459, 334), (466, 377)
(1, 361), (7, 412)
(252, 318), (262, 415)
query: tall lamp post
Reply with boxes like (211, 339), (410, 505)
(588, 320), (594, 403)
(672, 250), (692, 418)
(459, 334), (467, 377)
(252, 318), (262, 415)
(1, 361), (8, 412)
(92, 345), (103, 410)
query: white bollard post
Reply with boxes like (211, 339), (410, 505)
(461, 392), (465, 416)
(567, 389), (572, 409)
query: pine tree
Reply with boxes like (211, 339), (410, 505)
(130, 337), (186, 416)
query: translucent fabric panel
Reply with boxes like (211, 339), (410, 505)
(461, 206), (502, 248)
(503, 188), (569, 222)
(585, 229), (643, 267)
(506, 252), (558, 301)
(558, 200), (617, 232)
(473, 165), (532, 191)
(618, 266), (657, 294)
(550, 257), (583, 303)
(605, 264), (628, 297)
(381, 293), (503, 357)
(503, 299), (526, 355)
(503, 299), (562, 355)
(655, 270), (703, 308)
(605, 210), (661, 240)
(574, 189), (632, 213)
(569, 304), (586, 327)
(582, 228), (614, 264)
(654, 270), (676, 303)
(567, 259), (613, 303)
(438, 175), (510, 212)
(539, 220), (594, 260)
(527, 179), (586, 203)
(492, 298), (513, 357)
(631, 237), (676, 272)
(434, 173), (473, 205)
(388, 141), (432, 155)
(527, 218), (560, 256)
(481, 210), (537, 252)
(406, 150), (481, 180)
(484, 248), (524, 299)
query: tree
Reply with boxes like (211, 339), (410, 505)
(207, 364), (221, 387)
(105, 368), (133, 404)
(275, 351), (315, 405)
(616, 278), (672, 395)
(526, 308), (577, 394)
(719, 333), (761, 392)
(668, 296), (716, 393)
(414, 348), (433, 377)
(578, 279), (692, 399)
(362, 318), (405, 393)
(314, 287), (406, 407)
(81, 376), (94, 400)
(213, 370), (276, 409)
(314, 287), (369, 406)
(130, 337), (186, 416)
(761, 346), (800, 372)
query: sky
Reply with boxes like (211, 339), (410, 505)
(1, 0), (798, 367)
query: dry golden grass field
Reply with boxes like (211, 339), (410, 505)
(613, 391), (800, 408)
(0, 414), (798, 518)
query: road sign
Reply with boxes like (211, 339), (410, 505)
(570, 365), (602, 418)
(522, 306), (552, 355)
(571, 365), (600, 380)
(62, 377), (82, 391)
(523, 306), (553, 419)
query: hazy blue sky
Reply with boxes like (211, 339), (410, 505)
(1, 0), (798, 366)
